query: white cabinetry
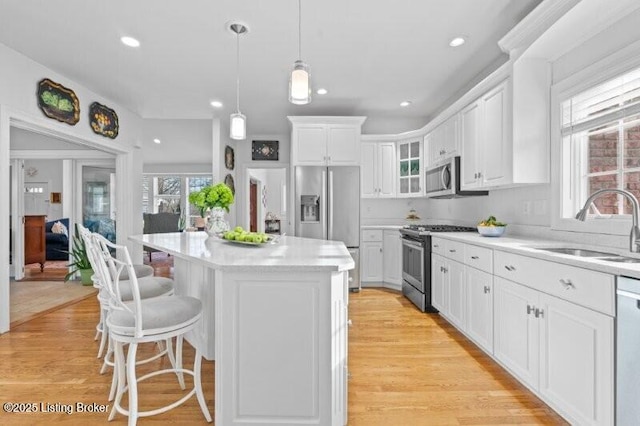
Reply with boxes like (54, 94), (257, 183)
(426, 114), (458, 167)
(382, 230), (402, 285)
(361, 228), (402, 288)
(397, 139), (423, 197)
(460, 80), (511, 189)
(289, 116), (366, 166)
(361, 142), (396, 198)
(493, 251), (614, 426)
(465, 266), (493, 353)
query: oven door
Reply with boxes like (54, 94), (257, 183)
(424, 160), (453, 198)
(402, 237), (424, 292)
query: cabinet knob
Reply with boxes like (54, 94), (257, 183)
(559, 278), (574, 290)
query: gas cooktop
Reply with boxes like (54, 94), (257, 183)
(400, 224), (477, 236)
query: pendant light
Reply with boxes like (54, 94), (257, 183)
(229, 23), (248, 140)
(289, 0), (311, 104)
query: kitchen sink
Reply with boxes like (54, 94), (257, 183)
(535, 247), (617, 257)
(598, 256), (640, 263)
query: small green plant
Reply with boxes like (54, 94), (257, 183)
(64, 224), (93, 282)
(188, 183), (234, 217)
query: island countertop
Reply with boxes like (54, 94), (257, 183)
(129, 232), (355, 272)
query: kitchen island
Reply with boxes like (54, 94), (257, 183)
(129, 232), (353, 426)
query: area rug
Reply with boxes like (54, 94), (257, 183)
(10, 280), (97, 327)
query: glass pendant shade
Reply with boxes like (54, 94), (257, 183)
(289, 60), (311, 105)
(230, 112), (246, 140)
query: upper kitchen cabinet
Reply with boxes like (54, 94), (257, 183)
(426, 114), (459, 167)
(397, 139), (423, 197)
(460, 58), (551, 190)
(361, 140), (396, 198)
(289, 116), (367, 166)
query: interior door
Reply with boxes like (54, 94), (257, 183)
(10, 160), (25, 280)
(250, 180), (257, 232)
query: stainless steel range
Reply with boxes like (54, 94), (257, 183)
(399, 224), (476, 312)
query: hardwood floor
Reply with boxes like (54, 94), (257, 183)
(0, 287), (567, 425)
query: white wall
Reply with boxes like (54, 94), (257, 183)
(141, 118), (213, 166)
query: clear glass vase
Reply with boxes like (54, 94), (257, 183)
(206, 207), (230, 236)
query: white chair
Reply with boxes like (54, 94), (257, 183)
(76, 224), (167, 359)
(90, 233), (211, 425)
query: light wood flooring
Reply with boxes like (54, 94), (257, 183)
(0, 288), (567, 425)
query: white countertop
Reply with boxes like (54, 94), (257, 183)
(130, 232), (355, 272)
(431, 232), (640, 279)
(361, 225), (404, 230)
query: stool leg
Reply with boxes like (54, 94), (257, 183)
(97, 312), (108, 358)
(176, 336), (185, 389)
(194, 348), (212, 422)
(100, 336), (113, 375)
(109, 341), (126, 421)
(126, 343), (139, 426)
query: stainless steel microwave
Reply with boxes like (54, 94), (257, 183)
(424, 156), (488, 198)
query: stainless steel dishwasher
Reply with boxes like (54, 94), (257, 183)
(617, 276), (640, 425)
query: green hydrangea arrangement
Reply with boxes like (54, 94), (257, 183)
(189, 183), (234, 217)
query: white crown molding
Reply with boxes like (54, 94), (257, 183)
(498, 0), (580, 56)
(10, 149), (115, 160)
(287, 116), (367, 126)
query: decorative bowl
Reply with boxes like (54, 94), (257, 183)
(477, 225), (506, 237)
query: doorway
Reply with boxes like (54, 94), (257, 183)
(0, 111), (133, 333)
(244, 167), (287, 234)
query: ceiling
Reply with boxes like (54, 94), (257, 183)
(0, 0), (542, 135)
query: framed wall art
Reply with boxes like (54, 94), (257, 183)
(225, 145), (235, 170)
(252, 140), (279, 161)
(37, 78), (80, 125)
(89, 102), (119, 139)
(224, 173), (235, 195)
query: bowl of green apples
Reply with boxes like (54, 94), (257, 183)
(220, 226), (274, 246)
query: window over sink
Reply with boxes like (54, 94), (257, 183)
(560, 66), (640, 219)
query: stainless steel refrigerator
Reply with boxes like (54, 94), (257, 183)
(295, 166), (360, 291)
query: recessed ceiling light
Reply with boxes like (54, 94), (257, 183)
(400, 101), (412, 107)
(316, 88), (328, 95)
(121, 36), (140, 48)
(449, 37), (466, 47)
(210, 100), (223, 108)
(153, 138), (161, 144)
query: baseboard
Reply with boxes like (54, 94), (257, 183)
(361, 281), (401, 292)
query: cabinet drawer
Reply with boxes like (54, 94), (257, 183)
(431, 237), (446, 256)
(362, 229), (383, 242)
(464, 244), (493, 273)
(444, 240), (465, 263)
(494, 250), (614, 316)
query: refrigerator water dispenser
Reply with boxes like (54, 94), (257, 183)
(300, 195), (320, 222)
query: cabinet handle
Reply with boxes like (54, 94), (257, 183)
(478, 171), (482, 178)
(474, 172), (478, 179)
(379, 248), (383, 253)
(534, 308), (545, 319)
(449, 249), (456, 253)
(483, 286), (490, 294)
(471, 256), (479, 259)
(443, 267), (448, 273)
(527, 304), (535, 315)
(559, 278), (574, 290)
(504, 265), (516, 271)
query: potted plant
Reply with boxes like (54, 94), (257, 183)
(188, 183), (234, 235)
(64, 224), (93, 285)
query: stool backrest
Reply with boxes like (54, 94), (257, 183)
(90, 234), (145, 338)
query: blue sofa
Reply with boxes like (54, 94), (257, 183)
(45, 218), (70, 261)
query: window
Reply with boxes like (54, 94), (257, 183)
(142, 175), (213, 226)
(561, 67), (640, 219)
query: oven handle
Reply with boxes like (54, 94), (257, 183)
(402, 238), (424, 251)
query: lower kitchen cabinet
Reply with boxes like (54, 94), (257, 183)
(361, 241), (383, 282)
(494, 276), (614, 426)
(465, 267), (493, 354)
(431, 252), (464, 329)
(382, 230), (402, 285)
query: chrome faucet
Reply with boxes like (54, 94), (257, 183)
(575, 188), (640, 253)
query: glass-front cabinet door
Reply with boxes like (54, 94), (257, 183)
(397, 140), (423, 197)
